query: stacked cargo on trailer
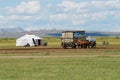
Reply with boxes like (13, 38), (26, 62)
(61, 31), (96, 49)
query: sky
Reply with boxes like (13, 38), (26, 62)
(0, 0), (120, 32)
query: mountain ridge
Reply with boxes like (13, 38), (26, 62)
(0, 27), (120, 38)
(0, 27), (25, 33)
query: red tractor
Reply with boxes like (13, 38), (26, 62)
(61, 31), (96, 49)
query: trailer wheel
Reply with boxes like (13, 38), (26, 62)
(78, 44), (81, 48)
(72, 43), (76, 49)
(62, 44), (67, 49)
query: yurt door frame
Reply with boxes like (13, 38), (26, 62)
(37, 39), (41, 46)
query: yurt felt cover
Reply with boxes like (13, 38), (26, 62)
(16, 34), (42, 47)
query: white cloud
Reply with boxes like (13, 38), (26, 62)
(58, 1), (77, 12)
(91, 12), (107, 21)
(8, 15), (33, 20)
(91, 10), (120, 21)
(0, 15), (5, 20)
(106, 0), (120, 8)
(1, 0), (120, 31)
(70, 14), (89, 25)
(25, 26), (40, 31)
(0, 16), (5, 25)
(113, 11), (120, 19)
(50, 14), (68, 21)
(72, 20), (86, 26)
(58, 1), (91, 13)
(58, 0), (120, 13)
(1, 15), (33, 21)
(57, 0), (120, 25)
(0, 15), (35, 27)
(92, 0), (120, 10)
(112, 26), (120, 32)
(5, 1), (40, 14)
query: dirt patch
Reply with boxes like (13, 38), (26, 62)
(0, 46), (119, 54)
(0, 46), (119, 58)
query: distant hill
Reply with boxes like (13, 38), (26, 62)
(0, 28), (63, 38)
(0, 27), (120, 38)
(0, 27), (25, 33)
(86, 31), (120, 36)
(48, 31), (120, 37)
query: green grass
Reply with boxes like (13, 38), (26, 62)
(0, 37), (120, 80)
(44, 37), (61, 46)
(0, 38), (16, 48)
(96, 36), (120, 45)
(0, 57), (120, 80)
(0, 36), (120, 47)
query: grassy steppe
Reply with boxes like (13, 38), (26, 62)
(96, 36), (120, 45)
(0, 37), (120, 80)
(0, 57), (120, 80)
(0, 38), (15, 48)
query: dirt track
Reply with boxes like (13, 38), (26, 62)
(0, 46), (120, 50)
(0, 46), (119, 53)
(0, 46), (119, 58)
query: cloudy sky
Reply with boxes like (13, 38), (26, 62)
(0, 0), (120, 32)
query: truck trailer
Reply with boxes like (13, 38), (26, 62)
(61, 31), (96, 49)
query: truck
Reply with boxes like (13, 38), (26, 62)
(61, 31), (96, 49)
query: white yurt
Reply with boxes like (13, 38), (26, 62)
(16, 34), (44, 47)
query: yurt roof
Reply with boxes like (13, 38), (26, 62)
(17, 34), (42, 40)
